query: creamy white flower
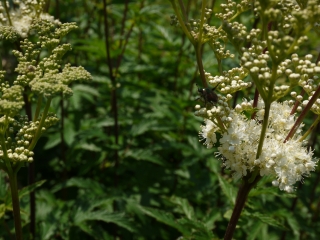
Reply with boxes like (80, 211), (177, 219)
(199, 119), (217, 148)
(199, 100), (317, 192)
(0, 1), (60, 38)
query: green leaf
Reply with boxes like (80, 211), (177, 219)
(0, 170), (8, 200)
(286, 213), (300, 236)
(137, 206), (191, 235)
(51, 178), (106, 194)
(73, 84), (100, 97)
(249, 212), (286, 229)
(178, 218), (216, 239)
(64, 118), (76, 146)
(169, 196), (195, 220)
(74, 210), (137, 233)
(247, 221), (264, 240)
(5, 180), (46, 212)
(125, 148), (165, 166)
(17, 180), (46, 198)
(43, 133), (61, 150)
(0, 203), (5, 219)
(76, 142), (102, 152)
(130, 120), (158, 136)
(38, 221), (56, 240)
(217, 175), (237, 205)
(77, 223), (113, 240)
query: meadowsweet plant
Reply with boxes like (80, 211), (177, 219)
(0, 0), (91, 239)
(170, 0), (320, 239)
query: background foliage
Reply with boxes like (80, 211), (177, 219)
(1, 0), (320, 239)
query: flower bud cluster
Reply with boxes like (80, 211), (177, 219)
(211, 40), (234, 60)
(253, 1), (299, 26)
(222, 21), (247, 49)
(170, 15), (179, 27)
(253, 1), (311, 60)
(201, 23), (226, 42)
(0, 115), (34, 163)
(12, 20), (91, 98)
(290, 0), (320, 34)
(0, 112), (58, 164)
(3, 147), (34, 163)
(267, 31), (300, 62)
(216, 0), (251, 20)
(215, 1), (236, 20)
(0, 74), (24, 116)
(206, 68), (251, 94)
(286, 54), (320, 114)
(240, 37), (272, 90)
(188, 10), (228, 49)
(195, 95), (232, 126)
(0, 1), (92, 168)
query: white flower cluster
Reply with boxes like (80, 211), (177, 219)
(199, 100), (317, 192)
(0, 0), (60, 38)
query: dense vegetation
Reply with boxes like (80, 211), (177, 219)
(1, 0), (320, 239)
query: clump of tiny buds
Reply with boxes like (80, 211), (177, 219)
(171, 0), (319, 194)
(0, 1), (92, 238)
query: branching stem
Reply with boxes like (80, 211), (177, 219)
(28, 98), (52, 151)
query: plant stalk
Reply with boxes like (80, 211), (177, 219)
(9, 170), (22, 240)
(224, 175), (261, 240)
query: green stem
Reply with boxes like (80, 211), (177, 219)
(2, 0), (12, 26)
(197, 0), (207, 46)
(177, 0), (188, 24)
(8, 170), (22, 240)
(299, 115), (320, 142)
(195, 48), (208, 88)
(170, 0), (194, 44)
(28, 98), (51, 151)
(255, 66), (277, 158)
(255, 101), (271, 158)
(217, 58), (222, 75)
(194, 0), (208, 87)
(0, 131), (12, 173)
(33, 95), (43, 122)
(216, 115), (226, 132)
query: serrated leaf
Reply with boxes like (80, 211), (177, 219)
(77, 223), (113, 240)
(43, 133), (61, 150)
(51, 178), (106, 194)
(247, 221), (264, 240)
(174, 169), (190, 179)
(18, 180), (46, 199)
(0, 203), (5, 219)
(5, 180), (46, 211)
(178, 218), (216, 239)
(250, 212), (286, 229)
(152, 23), (173, 43)
(169, 196), (195, 220)
(74, 210), (136, 233)
(73, 84), (100, 97)
(217, 175), (237, 205)
(126, 149), (165, 166)
(130, 120), (157, 136)
(38, 221), (56, 240)
(76, 142), (102, 152)
(64, 118), (76, 146)
(137, 206), (190, 235)
(0, 170), (8, 200)
(286, 213), (299, 236)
